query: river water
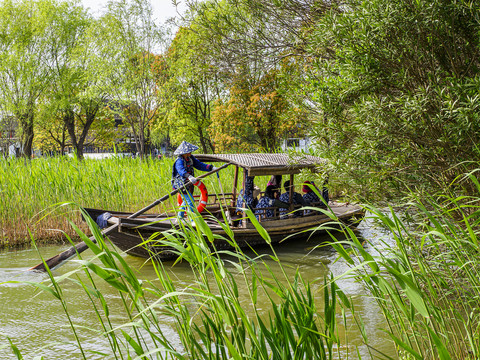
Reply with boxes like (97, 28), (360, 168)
(0, 219), (397, 359)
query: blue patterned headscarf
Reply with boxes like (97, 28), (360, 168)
(174, 141), (199, 156)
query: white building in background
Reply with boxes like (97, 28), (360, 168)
(281, 136), (313, 152)
(8, 143), (19, 157)
(0, 112), (20, 158)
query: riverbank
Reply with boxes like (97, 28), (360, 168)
(0, 157), (182, 247)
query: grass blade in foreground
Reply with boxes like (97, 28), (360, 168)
(27, 211), (368, 359)
(330, 181), (480, 359)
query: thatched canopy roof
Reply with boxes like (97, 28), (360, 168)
(195, 153), (325, 176)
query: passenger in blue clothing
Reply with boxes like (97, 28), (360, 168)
(267, 175), (282, 196)
(236, 176), (260, 212)
(302, 181), (320, 203)
(255, 185), (289, 219)
(279, 180), (307, 217)
(302, 181), (321, 214)
(301, 180), (330, 215)
(171, 141), (217, 220)
(302, 181), (329, 208)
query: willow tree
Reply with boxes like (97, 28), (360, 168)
(0, 0), (53, 158)
(98, 0), (167, 158)
(40, 0), (115, 160)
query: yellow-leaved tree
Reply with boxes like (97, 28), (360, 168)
(210, 69), (301, 153)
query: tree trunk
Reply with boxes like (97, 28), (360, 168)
(18, 112), (34, 158)
(75, 105), (99, 160)
(198, 127), (208, 153)
(49, 123), (69, 155)
(64, 108), (82, 159)
(63, 104), (99, 161)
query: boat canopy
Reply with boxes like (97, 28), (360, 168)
(195, 153), (326, 176)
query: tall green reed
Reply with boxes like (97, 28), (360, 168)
(330, 172), (480, 359)
(19, 206), (358, 359)
(0, 157), (237, 246)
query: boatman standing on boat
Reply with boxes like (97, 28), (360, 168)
(172, 141), (217, 221)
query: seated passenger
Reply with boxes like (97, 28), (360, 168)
(236, 176), (259, 212)
(302, 181), (329, 215)
(279, 180), (307, 217)
(255, 185), (289, 219)
(302, 181), (321, 203)
(267, 175), (282, 196)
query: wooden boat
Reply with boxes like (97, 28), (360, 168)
(83, 153), (365, 261)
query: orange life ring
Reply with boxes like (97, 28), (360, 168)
(177, 179), (209, 213)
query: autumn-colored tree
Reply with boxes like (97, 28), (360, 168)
(210, 69), (298, 152)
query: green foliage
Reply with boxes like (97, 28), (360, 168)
(187, 0), (317, 71)
(0, 0), (120, 159)
(152, 25), (220, 153)
(97, 0), (167, 158)
(308, 0), (480, 200)
(41, 0), (115, 160)
(182, 0), (480, 199)
(331, 172), (480, 359)
(0, 0), (55, 157)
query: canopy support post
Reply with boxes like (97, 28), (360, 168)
(289, 174), (294, 212)
(242, 169), (248, 228)
(232, 165), (239, 208)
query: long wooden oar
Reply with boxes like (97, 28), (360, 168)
(29, 162), (231, 272)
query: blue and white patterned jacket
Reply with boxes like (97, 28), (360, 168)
(236, 176), (257, 212)
(279, 192), (305, 217)
(172, 155), (212, 192)
(255, 196), (277, 219)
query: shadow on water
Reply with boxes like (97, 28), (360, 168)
(0, 216), (397, 359)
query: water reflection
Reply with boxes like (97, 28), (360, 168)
(0, 218), (397, 359)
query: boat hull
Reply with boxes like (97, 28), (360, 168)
(84, 203), (364, 261)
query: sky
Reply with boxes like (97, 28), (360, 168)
(80, 0), (184, 23)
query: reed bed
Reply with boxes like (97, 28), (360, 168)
(0, 156), (238, 247)
(16, 209), (357, 359)
(329, 172), (480, 359)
